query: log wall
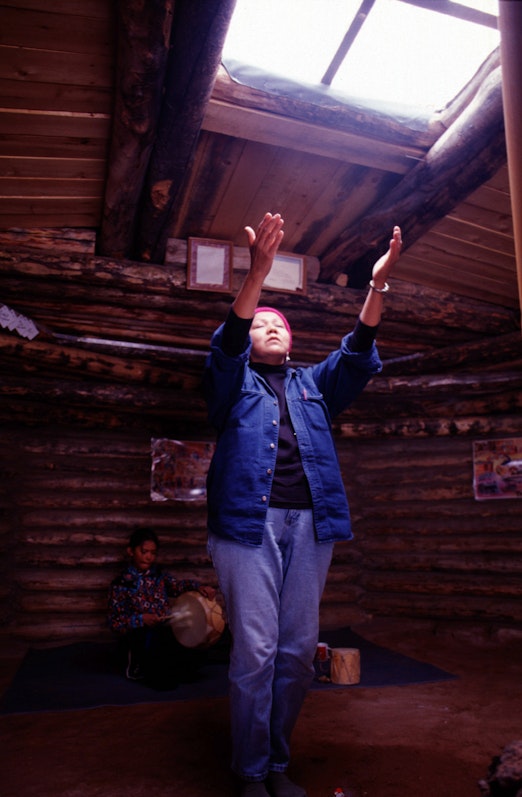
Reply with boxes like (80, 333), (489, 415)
(1, 240), (521, 646)
(0, 425), (216, 644)
(3, 418), (522, 647)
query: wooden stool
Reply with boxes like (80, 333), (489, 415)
(330, 647), (360, 684)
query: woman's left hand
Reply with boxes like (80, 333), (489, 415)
(371, 226), (402, 287)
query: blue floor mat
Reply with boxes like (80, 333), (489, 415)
(0, 627), (456, 715)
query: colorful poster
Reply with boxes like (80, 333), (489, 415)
(150, 439), (215, 502)
(472, 437), (522, 500)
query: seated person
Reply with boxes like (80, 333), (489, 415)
(108, 527), (215, 688)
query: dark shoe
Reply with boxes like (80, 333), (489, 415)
(125, 650), (145, 681)
(266, 772), (307, 797)
(239, 783), (270, 797)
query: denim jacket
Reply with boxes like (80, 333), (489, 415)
(204, 323), (382, 546)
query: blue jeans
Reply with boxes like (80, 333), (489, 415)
(208, 508), (334, 781)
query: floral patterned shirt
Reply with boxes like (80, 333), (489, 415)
(108, 564), (200, 634)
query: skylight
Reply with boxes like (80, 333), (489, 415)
(222, 0), (500, 112)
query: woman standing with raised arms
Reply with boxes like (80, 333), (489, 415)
(204, 212), (402, 797)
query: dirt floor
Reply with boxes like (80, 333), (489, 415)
(1, 618), (522, 797)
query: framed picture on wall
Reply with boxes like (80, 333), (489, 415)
(150, 438), (215, 502)
(472, 437), (522, 500)
(187, 237), (233, 292)
(262, 252), (306, 294)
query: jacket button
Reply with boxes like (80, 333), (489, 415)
(270, 443), (275, 449)
(272, 419), (277, 426)
(267, 468), (272, 474)
(261, 495), (267, 502)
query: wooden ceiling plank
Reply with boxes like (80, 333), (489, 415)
(0, 177), (104, 198)
(202, 99), (423, 175)
(484, 164), (511, 193)
(0, 213), (100, 228)
(263, 157), (342, 251)
(395, 255), (519, 307)
(0, 78), (113, 115)
(0, 45), (113, 89)
(433, 216), (515, 256)
(204, 140), (283, 241)
(1, 0), (111, 18)
(231, 147), (314, 240)
(0, 110), (111, 139)
(400, 246), (516, 288)
(464, 184), (515, 216)
(0, 135), (108, 159)
(0, 6), (114, 53)
(448, 201), (514, 238)
(168, 133), (257, 241)
(0, 156), (106, 180)
(0, 197), (102, 224)
(295, 168), (401, 258)
(409, 230), (516, 272)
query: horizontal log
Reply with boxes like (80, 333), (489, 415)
(357, 528), (522, 547)
(15, 548), (213, 570)
(321, 583), (361, 603)
(360, 593), (522, 622)
(1, 246), (517, 337)
(383, 330), (522, 376)
(361, 573), (522, 598)
(0, 227), (96, 253)
(364, 552), (522, 574)
(15, 569), (111, 591)
(18, 593), (107, 613)
(211, 65), (441, 149)
(337, 414), (522, 438)
(0, 333), (201, 388)
(354, 495), (522, 523)
(14, 565), (215, 591)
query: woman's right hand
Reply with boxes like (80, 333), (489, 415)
(244, 212), (285, 282)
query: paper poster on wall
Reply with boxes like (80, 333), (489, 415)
(472, 437), (522, 500)
(150, 439), (215, 502)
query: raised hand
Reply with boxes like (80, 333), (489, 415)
(244, 212), (285, 282)
(371, 226), (402, 288)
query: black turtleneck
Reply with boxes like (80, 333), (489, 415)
(250, 360), (312, 508)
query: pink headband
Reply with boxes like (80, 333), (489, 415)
(254, 306), (292, 351)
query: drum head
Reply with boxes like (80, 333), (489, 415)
(168, 591), (225, 649)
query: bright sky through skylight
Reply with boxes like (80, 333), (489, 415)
(223, 0), (500, 111)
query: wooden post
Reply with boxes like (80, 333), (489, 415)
(135, 0), (237, 264)
(498, 1), (522, 326)
(98, 0), (174, 259)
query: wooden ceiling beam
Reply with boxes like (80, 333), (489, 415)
(98, 0), (173, 260)
(134, 0), (236, 264)
(201, 100), (425, 175)
(319, 62), (506, 285)
(498, 1), (522, 324)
